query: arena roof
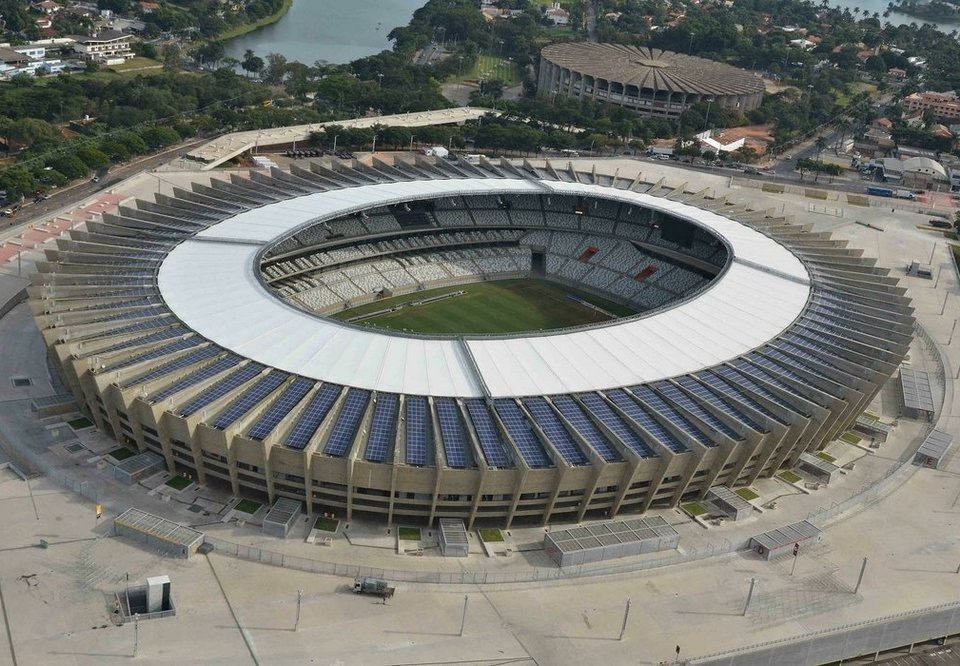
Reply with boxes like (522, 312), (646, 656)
(157, 178), (810, 399)
(540, 43), (765, 97)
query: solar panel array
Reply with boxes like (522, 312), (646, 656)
(524, 397), (589, 466)
(692, 373), (773, 427)
(730, 360), (807, 403)
(179, 363), (264, 417)
(150, 354), (240, 403)
(655, 381), (741, 440)
(364, 393), (398, 462)
(631, 385), (713, 447)
(404, 396), (432, 466)
(436, 398), (471, 468)
(578, 392), (656, 458)
(213, 372), (288, 429)
(551, 395), (622, 462)
(107, 336), (199, 371)
(248, 377), (314, 440)
(465, 399), (512, 468)
(94, 327), (185, 356)
(121, 346), (220, 389)
(494, 399), (552, 468)
(323, 389), (369, 456)
(605, 388), (688, 454)
(287, 384), (342, 450)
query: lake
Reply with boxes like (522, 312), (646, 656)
(225, 0), (426, 65)
(827, 0), (960, 33)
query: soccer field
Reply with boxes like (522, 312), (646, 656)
(333, 279), (637, 335)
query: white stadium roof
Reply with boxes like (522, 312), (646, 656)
(157, 178), (811, 398)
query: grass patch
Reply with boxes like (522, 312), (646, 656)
(734, 487), (759, 501)
(951, 244), (960, 274)
(164, 475), (192, 491)
(107, 447), (135, 461)
(455, 53), (522, 86)
(479, 527), (504, 542)
(68, 416), (94, 430)
(314, 516), (340, 532)
(862, 411), (879, 420)
(398, 527), (421, 541)
(682, 502), (708, 517)
(816, 451), (837, 463)
(219, 0), (293, 40)
(234, 499), (262, 514)
(335, 279), (637, 335)
(778, 470), (802, 484)
(840, 432), (862, 445)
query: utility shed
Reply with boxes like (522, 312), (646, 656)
(914, 429), (954, 469)
(437, 518), (469, 557)
(706, 486), (753, 521)
(113, 451), (165, 485)
(798, 452), (841, 484)
(114, 508), (204, 558)
(544, 516), (680, 567)
(906, 261), (933, 279)
(899, 367), (935, 421)
(262, 498), (302, 538)
(853, 414), (891, 442)
(750, 520), (822, 560)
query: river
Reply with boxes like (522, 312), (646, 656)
(827, 0), (960, 33)
(225, 0), (425, 65)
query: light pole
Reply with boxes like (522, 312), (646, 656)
(377, 72), (383, 89)
(371, 134), (378, 154)
(332, 134), (339, 153)
(703, 98), (713, 132)
(688, 32), (695, 55)
(457, 55), (463, 90)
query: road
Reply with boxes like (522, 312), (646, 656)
(1, 137), (209, 236)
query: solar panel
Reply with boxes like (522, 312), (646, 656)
(287, 384), (342, 450)
(577, 393), (656, 458)
(551, 395), (621, 462)
(93, 327), (185, 356)
(694, 373), (774, 426)
(404, 396), (432, 466)
(773, 341), (842, 373)
(364, 393), (398, 462)
(436, 398), (471, 468)
(524, 398), (589, 466)
(150, 355), (241, 403)
(121, 346), (220, 389)
(464, 399), (511, 468)
(605, 388), (688, 454)
(655, 381), (741, 440)
(745, 354), (821, 392)
(178, 363), (264, 417)
(631, 386), (713, 447)
(248, 377), (314, 440)
(213, 372), (288, 429)
(716, 365), (807, 414)
(493, 399), (551, 468)
(324, 389), (369, 457)
(107, 336), (199, 371)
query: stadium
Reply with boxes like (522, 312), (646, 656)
(30, 156), (913, 528)
(537, 43), (766, 118)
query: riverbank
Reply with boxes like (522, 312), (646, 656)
(218, 0), (294, 42)
(890, 0), (960, 23)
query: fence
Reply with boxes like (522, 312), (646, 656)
(686, 600), (960, 665)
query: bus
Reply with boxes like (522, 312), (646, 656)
(866, 185), (894, 197)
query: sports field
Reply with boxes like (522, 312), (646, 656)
(333, 279), (636, 335)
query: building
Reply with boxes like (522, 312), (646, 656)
(902, 157), (949, 190)
(903, 91), (960, 122)
(31, 158), (912, 528)
(544, 2), (570, 25)
(71, 30), (134, 63)
(538, 43), (765, 119)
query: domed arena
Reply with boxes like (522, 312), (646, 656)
(31, 155), (913, 527)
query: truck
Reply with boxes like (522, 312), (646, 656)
(895, 189), (918, 200)
(353, 577), (395, 599)
(866, 185), (894, 197)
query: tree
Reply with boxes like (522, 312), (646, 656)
(241, 49), (265, 79)
(813, 136), (828, 182)
(195, 41), (225, 69)
(162, 44), (182, 72)
(264, 53), (288, 85)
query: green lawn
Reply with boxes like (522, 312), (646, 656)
(816, 451), (837, 463)
(734, 487), (759, 501)
(398, 527), (421, 541)
(107, 447), (135, 461)
(108, 57), (161, 72)
(479, 528), (504, 542)
(165, 475), (192, 491)
(682, 502), (708, 517)
(335, 279), (636, 335)
(234, 499), (262, 514)
(840, 432), (862, 445)
(68, 417), (94, 430)
(778, 470), (802, 484)
(219, 0), (294, 40)
(314, 516), (340, 532)
(456, 53), (522, 87)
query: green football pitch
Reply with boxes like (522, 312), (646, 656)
(332, 279), (637, 335)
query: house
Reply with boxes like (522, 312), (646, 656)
(544, 2), (570, 25)
(789, 38), (816, 50)
(139, 1), (160, 12)
(32, 0), (62, 15)
(70, 30), (134, 63)
(0, 47), (29, 67)
(902, 156), (949, 189)
(887, 67), (907, 80)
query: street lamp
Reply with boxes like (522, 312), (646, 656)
(688, 32), (695, 55)
(457, 55), (464, 90)
(377, 72), (384, 89)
